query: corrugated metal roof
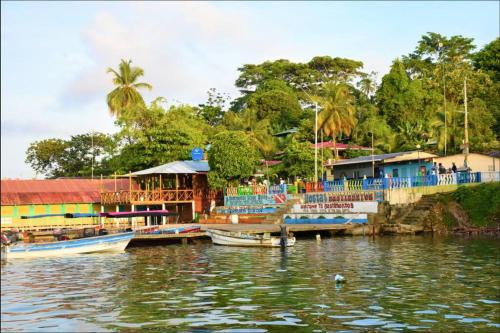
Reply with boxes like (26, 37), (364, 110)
(326, 151), (415, 166)
(1, 179), (133, 205)
(130, 160), (210, 176)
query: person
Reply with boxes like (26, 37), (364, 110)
(438, 163), (446, 175)
(431, 162), (437, 175)
(452, 162), (457, 173)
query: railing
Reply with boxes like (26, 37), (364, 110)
(223, 172), (500, 197)
(101, 189), (194, 205)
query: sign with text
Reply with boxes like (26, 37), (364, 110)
(292, 201), (378, 213)
(304, 192), (375, 203)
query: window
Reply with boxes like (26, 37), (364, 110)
(353, 171), (360, 179)
(392, 169), (399, 177)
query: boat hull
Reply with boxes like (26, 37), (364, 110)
(6, 232), (134, 259)
(206, 229), (295, 247)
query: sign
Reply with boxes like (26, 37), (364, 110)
(292, 201), (378, 213)
(191, 147), (203, 161)
(216, 206), (277, 215)
(304, 192), (375, 203)
(284, 213), (368, 224)
(224, 194), (290, 207)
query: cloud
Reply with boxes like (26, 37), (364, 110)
(61, 2), (305, 106)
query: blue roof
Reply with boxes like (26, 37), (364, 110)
(182, 160), (210, 172)
(130, 160), (209, 176)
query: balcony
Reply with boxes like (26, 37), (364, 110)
(101, 189), (194, 205)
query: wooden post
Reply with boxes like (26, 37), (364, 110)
(129, 171), (132, 199)
(176, 174), (179, 201)
(162, 203), (166, 225)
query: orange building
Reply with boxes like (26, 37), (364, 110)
(100, 160), (223, 223)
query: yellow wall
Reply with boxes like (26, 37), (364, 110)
(434, 154), (499, 172)
(1, 203), (103, 231)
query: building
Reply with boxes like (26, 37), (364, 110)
(1, 178), (130, 230)
(434, 153), (500, 173)
(325, 151), (437, 180)
(100, 160), (223, 223)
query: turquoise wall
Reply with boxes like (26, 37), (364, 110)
(383, 161), (434, 178)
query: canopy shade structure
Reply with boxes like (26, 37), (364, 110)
(100, 210), (178, 218)
(21, 213), (100, 219)
(126, 160), (209, 177)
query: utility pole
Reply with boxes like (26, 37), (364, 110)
(438, 42), (447, 156)
(371, 132), (375, 178)
(298, 87), (319, 182)
(321, 129), (324, 181)
(91, 131), (94, 180)
(464, 77), (469, 168)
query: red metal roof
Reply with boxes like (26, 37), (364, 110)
(1, 179), (135, 205)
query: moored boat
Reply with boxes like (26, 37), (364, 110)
(4, 231), (134, 259)
(206, 229), (295, 247)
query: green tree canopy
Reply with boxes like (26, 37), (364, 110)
(208, 131), (259, 188)
(25, 133), (114, 178)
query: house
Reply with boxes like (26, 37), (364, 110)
(100, 160), (223, 223)
(434, 153), (500, 173)
(325, 151), (437, 180)
(1, 178), (131, 230)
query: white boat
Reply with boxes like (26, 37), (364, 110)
(206, 229), (295, 247)
(4, 232), (134, 259)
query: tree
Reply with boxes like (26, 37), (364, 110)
(25, 133), (114, 178)
(277, 138), (316, 180)
(223, 109), (276, 157)
(353, 115), (396, 153)
(106, 59), (152, 118)
(111, 100), (209, 173)
(246, 80), (303, 132)
(25, 139), (68, 178)
(208, 131), (258, 188)
(197, 88), (228, 127)
(315, 83), (358, 158)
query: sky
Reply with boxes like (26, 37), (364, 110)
(1, 1), (499, 179)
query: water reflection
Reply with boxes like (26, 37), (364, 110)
(2, 235), (499, 332)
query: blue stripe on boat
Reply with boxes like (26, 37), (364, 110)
(9, 232), (134, 252)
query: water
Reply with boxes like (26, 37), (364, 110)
(2, 235), (499, 332)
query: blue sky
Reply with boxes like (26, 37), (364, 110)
(1, 1), (498, 178)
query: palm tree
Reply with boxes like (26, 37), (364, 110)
(106, 59), (152, 117)
(223, 109), (276, 157)
(315, 83), (357, 158)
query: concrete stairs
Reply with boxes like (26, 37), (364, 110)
(399, 195), (437, 226)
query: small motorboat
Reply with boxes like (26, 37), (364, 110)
(206, 229), (295, 247)
(4, 231), (135, 259)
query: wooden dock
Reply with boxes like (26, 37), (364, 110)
(129, 223), (354, 245)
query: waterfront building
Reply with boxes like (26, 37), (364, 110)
(434, 152), (500, 172)
(100, 160), (223, 223)
(0, 178), (130, 231)
(325, 151), (437, 180)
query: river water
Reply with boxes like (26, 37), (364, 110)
(1, 235), (499, 332)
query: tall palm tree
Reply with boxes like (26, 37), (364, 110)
(315, 83), (357, 158)
(106, 59), (152, 117)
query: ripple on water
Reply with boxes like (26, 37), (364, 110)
(343, 318), (387, 326)
(2, 236), (499, 332)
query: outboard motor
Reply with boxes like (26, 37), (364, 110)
(280, 225), (288, 249)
